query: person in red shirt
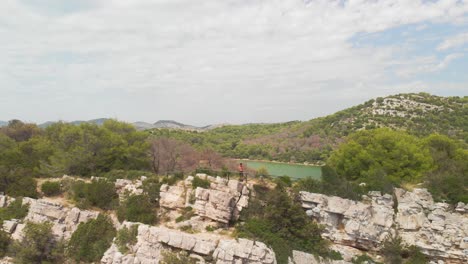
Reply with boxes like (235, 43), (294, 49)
(238, 163), (244, 181)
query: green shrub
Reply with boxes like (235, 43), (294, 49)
(101, 169), (156, 182)
(255, 167), (269, 178)
(10, 221), (65, 264)
(115, 225), (139, 254)
(192, 177), (210, 189)
(161, 250), (197, 264)
(142, 177), (162, 204)
(404, 245), (428, 264)
(0, 198), (29, 224)
(5, 175), (38, 198)
(294, 166), (364, 201)
(352, 254), (382, 264)
(205, 225), (215, 232)
(41, 181), (61, 196)
(69, 179), (118, 209)
(274, 175), (292, 187)
(381, 234), (404, 264)
(0, 230), (10, 257)
(68, 214), (116, 263)
(237, 185), (330, 264)
(117, 195), (157, 225)
(175, 207), (195, 223)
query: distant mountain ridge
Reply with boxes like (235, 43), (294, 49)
(26, 118), (222, 131)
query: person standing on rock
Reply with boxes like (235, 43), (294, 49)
(238, 163), (245, 181)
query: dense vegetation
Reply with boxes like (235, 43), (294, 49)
(10, 221), (65, 264)
(148, 93), (467, 163)
(0, 93), (465, 263)
(237, 183), (339, 263)
(298, 129), (467, 203)
(68, 214), (116, 263)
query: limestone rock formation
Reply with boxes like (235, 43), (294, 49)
(300, 191), (394, 250)
(300, 189), (468, 263)
(288, 250), (351, 264)
(395, 188), (468, 262)
(101, 222), (276, 264)
(0, 195), (98, 240)
(115, 177), (144, 200)
(159, 174), (249, 224)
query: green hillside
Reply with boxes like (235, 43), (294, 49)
(149, 93), (467, 163)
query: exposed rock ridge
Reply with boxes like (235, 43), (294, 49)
(101, 221), (276, 264)
(0, 195), (98, 241)
(159, 174), (249, 224)
(299, 188), (468, 263)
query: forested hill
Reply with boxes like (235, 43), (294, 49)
(149, 93), (467, 163)
(299, 92), (467, 140)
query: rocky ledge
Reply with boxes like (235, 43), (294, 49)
(102, 221), (276, 264)
(159, 174), (249, 224)
(300, 188), (468, 263)
(0, 195), (98, 241)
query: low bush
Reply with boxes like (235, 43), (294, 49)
(142, 177), (162, 204)
(294, 166), (364, 201)
(101, 169), (156, 182)
(41, 181), (61, 196)
(115, 225), (139, 254)
(68, 214), (116, 263)
(274, 175), (292, 187)
(0, 231), (10, 257)
(5, 174), (38, 198)
(117, 195), (157, 225)
(0, 198), (29, 224)
(381, 234), (428, 264)
(192, 177), (210, 189)
(69, 179), (118, 209)
(161, 250), (197, 264)
(10, 221), (65, 264)
(237, 184), (333, 264)
(175, 207), (195, 223)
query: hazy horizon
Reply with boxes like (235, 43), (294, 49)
(1, 1), (467, 126)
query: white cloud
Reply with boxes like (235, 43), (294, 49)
(394, 53), (464, 78)
(0, 0), (467, 124)
(438, 32), (468, 50)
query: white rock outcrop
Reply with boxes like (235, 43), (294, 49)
(115, 178), (144, 200)
(0, 195), (98, 240)
(300, 189), (468, 263)
(159, 175), (249, 224)
(288, 250), (351, 264)
(300, 191), (394, 250)
(395, 188), (468, 262)
(101, 222), (276, 264)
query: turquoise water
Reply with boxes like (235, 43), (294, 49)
(242, 160), (322, 180)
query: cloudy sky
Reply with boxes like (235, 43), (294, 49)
(1, 0), (467, 125)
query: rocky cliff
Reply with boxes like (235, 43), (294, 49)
(1, 195), (98, 241)
(1, 175), (467, 264)
(102, 222), (276, 264)
(299, 188), (468, 263)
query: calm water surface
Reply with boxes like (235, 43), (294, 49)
(242, 160), (322, 180)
